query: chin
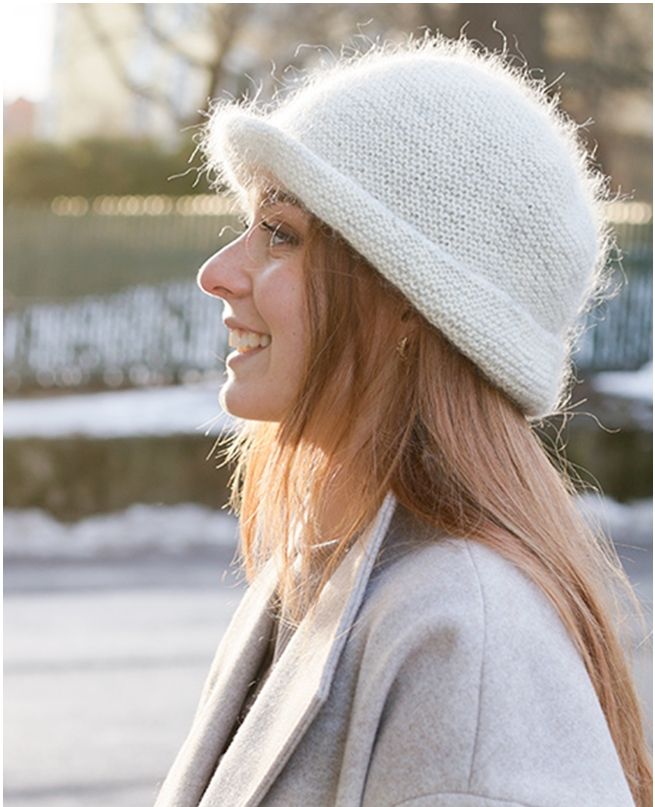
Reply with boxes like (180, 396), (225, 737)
(219, 383), (281, 422)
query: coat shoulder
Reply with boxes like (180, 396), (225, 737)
(354, 518), (634, 807)
(364, 525), (570, 655)
(361, 529), (599, 719)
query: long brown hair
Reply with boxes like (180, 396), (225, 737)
(213, 208), (652, 806)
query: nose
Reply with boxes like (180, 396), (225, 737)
(196, 234), (250, 300)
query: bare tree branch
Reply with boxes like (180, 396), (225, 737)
(77, 4), (186, 123)
(132, 3), (215, 71)
(78, 4), (256, 131)
(196, 5), (253, 114)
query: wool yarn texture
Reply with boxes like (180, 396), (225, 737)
(202, 32), (615, 418)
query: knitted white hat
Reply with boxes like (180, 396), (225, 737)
(202, 33), (614, 419)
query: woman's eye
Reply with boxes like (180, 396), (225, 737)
(259, 220), (298, 247)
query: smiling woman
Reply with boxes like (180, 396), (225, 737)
(154, 31), (651, 807)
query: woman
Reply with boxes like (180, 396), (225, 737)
(154, 32), (651, 807)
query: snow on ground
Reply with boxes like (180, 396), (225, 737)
(4, 366), (653, 440)
(576, 492), (652, 548)
(3, 495), (650, 562)
(4, 504), (240, 561)
(3, 380), (237, 438)
(591, 361), (653, 402)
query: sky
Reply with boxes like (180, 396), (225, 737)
(3, 2), (55, 103)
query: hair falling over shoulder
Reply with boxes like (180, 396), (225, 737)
(211, 213), (652, 807)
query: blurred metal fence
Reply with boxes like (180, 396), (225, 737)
(4, 281), (228, 392)
(574, 207), (652, 372)
(4, 196), (238, 393)
(574, 265), (652, 371)
(3, 197), (652, 394)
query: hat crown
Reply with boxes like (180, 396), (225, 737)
(271, 47), (599, 336)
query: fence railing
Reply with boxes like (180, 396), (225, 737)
(4, 281), (228, 392)
(3, 197), (652, 394)
(573, 268), (652, 372)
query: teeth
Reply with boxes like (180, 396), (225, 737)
(228, 328), (272, 353)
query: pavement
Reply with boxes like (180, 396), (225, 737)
(4, 549), (242, 807)
(4, 542), (652, 807)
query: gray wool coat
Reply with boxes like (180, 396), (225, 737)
(154, 491), (635, 807)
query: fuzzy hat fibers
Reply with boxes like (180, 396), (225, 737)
(202, 32), (615, 419)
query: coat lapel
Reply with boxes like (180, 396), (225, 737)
(166, 489), (397, 807)
(154, 543), (281, 807)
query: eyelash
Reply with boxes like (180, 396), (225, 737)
(238, 216), (297, 247)
(259, 220), (298, 247)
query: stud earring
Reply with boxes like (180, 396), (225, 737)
(396, 335), (409, 361)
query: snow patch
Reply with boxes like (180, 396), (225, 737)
(4, 496), (651, 562)
(4, 381), (237, 438)
(575, 493), (652, 548)
(591, 362), (653, 403)
(4, 503), (240, 560)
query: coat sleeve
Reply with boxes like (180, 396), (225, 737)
(358, 540), (636, 807)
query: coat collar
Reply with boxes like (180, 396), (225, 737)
(157, 489), (398, 807)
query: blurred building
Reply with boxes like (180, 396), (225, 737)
(43, 4), (217, 147)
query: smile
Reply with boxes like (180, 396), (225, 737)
(228, 328), (272, 353)
(226, 344), (269, 367)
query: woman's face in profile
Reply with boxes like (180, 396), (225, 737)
(197, 192), (311, 421)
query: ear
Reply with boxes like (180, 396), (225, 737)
(398, 307), (421, 346)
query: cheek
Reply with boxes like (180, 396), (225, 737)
(260, 270), (308, 342)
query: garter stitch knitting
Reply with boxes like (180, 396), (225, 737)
(201, 32), (615, 418)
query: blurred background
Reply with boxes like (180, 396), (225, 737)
(3, 4), (652, 806)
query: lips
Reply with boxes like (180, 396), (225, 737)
(226, 343), (269, 367)
(223, 317), (270, 336)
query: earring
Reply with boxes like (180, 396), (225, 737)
(396, 335), (409, 361)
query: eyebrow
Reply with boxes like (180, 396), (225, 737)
(258, 188), (307, 212)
